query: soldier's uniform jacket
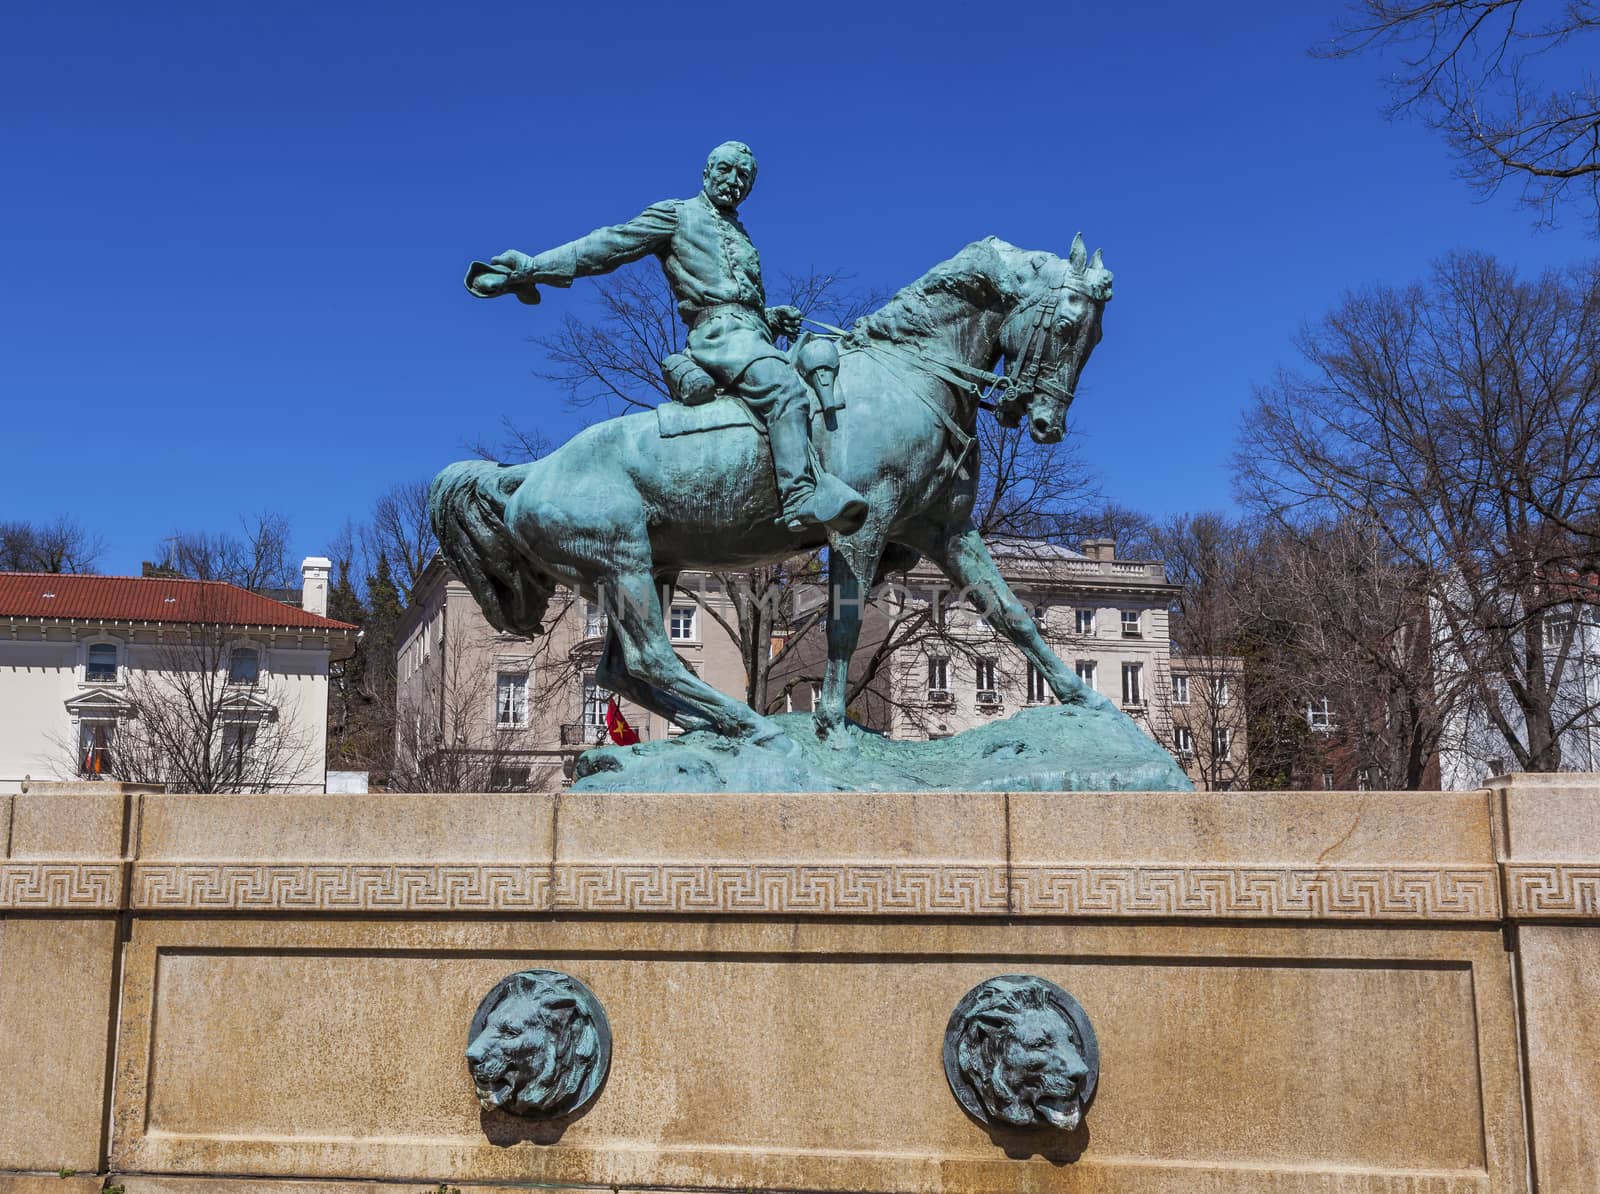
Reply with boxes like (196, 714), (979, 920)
(527, 191), (786, 384)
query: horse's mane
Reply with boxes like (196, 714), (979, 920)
(846, 237), (1019, 349)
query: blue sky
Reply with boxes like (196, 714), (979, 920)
(1, 0), (1592, 576)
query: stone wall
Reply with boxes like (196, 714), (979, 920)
(3, 776), (1597, 1192)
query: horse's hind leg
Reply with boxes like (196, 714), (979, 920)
(595, 625), (714, 735)
(607, 570), (784, 742)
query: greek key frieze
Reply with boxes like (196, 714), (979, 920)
(1009, 865), (1501, 920)
(121, 860), (1503, 919)
(1504, 863), (1600, 918)
(0, 861), (123, 909)
(553, 862), (1010, 914)
(131, 863), (551, 911)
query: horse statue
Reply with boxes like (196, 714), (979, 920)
(431, 234), (1130, 749)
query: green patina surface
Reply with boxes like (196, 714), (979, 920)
(435, 141), (1192, 792)
(572, 706), (1190, 793)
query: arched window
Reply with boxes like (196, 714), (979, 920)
(227, 646), (261, 686)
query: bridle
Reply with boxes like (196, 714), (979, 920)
(802, 250), (1109, 434)
(990, 271), (1100, 428)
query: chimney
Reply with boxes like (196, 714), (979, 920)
(1081, 537), (1116, 562)
(301, 557), (332, 617)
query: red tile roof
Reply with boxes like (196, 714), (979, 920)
(0, 572), (358, 630)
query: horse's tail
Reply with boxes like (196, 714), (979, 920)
(428, 460), (555, 636)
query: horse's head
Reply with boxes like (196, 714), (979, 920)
(997, 234), (1112, 444)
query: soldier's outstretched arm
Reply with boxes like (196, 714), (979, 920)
(493, 200), (680, 289)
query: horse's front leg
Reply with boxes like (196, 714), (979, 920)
(924, 521), (1116, 712)
(817, 551), (865, 738)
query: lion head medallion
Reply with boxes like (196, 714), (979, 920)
(466, 969), (611, 1119)
(943, 974), (1098, 1131)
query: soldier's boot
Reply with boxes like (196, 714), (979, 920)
(768, 404), (869, 534)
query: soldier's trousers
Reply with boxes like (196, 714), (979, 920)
(734, 357), (817, 507)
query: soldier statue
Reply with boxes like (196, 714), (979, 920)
(465, 140), (869, 534)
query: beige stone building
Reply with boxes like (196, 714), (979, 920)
(395, 558), (752, 790)
(397, 539), (1243, 788)
(0, 559), (356, 793)
(1166, 654), (1250, 790)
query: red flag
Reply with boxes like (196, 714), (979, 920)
(605, 697), (640, 745)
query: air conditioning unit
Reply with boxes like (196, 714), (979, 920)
(926, 688), (954, 706)
(975, 690), (1002, 707)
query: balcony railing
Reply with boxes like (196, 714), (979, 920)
(1052, 558), (1166, 581)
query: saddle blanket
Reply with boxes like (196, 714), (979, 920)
(656, 395), (763, 439)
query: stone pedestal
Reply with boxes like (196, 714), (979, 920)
(1490, 774), (1600, 1193)
(3, 780), (1598, 1192)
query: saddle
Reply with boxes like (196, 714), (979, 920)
(656, 334), (842, 441)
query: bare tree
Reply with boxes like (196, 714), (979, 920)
(156, 512), (296, 592)
(676, 559), (828, 715)
(1240, 519), (1447, 789)
(1322, 1), (1600, 233)
(1, 516), (104, 573)
(1143, 513), (1253, 790)
(538, 268), (884, 415)
(62, 623), (316, 792)
(365, 481), (437, 599)
(390, 608), (576, 792)
(1238, 250), (1600, 774)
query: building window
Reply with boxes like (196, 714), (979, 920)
(490, 764), (531, 791)
(927, 656), (949, 692)
(584, 601), (608, 639)
(1122, 662), (1144, 706)
(85, 643), (119, 684)
(1212, 726), (1232, 762)
(668, 605), (696, 641)
(1026, 663), (1048, 704)
(1171, 674), (1189, 705)
(1356, 767), (1373, 791)
(220, 721), (257, 778)
(1544, 613), (1573, 648)
(78, 721), (115, 776)
(581, 674), (608, 729)
(810, 682), (821, 710)
(227, 647), (260, 686)
(974, 656), (997, 692)
(1121, 610), (1143, 639)
(1211, 676), (1230, 705)
(496, 672), (529, 727)
(1321, 768), (1335, 790)
(1308, 698), (1335, 731)
(1173, 726), (1194, 759)
(1075, 659), (1097, 691)
(1075, 608), (1095, 635)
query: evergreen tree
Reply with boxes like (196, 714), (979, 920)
(325, 556), (370, 769)
(364, 552), (404, 715)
